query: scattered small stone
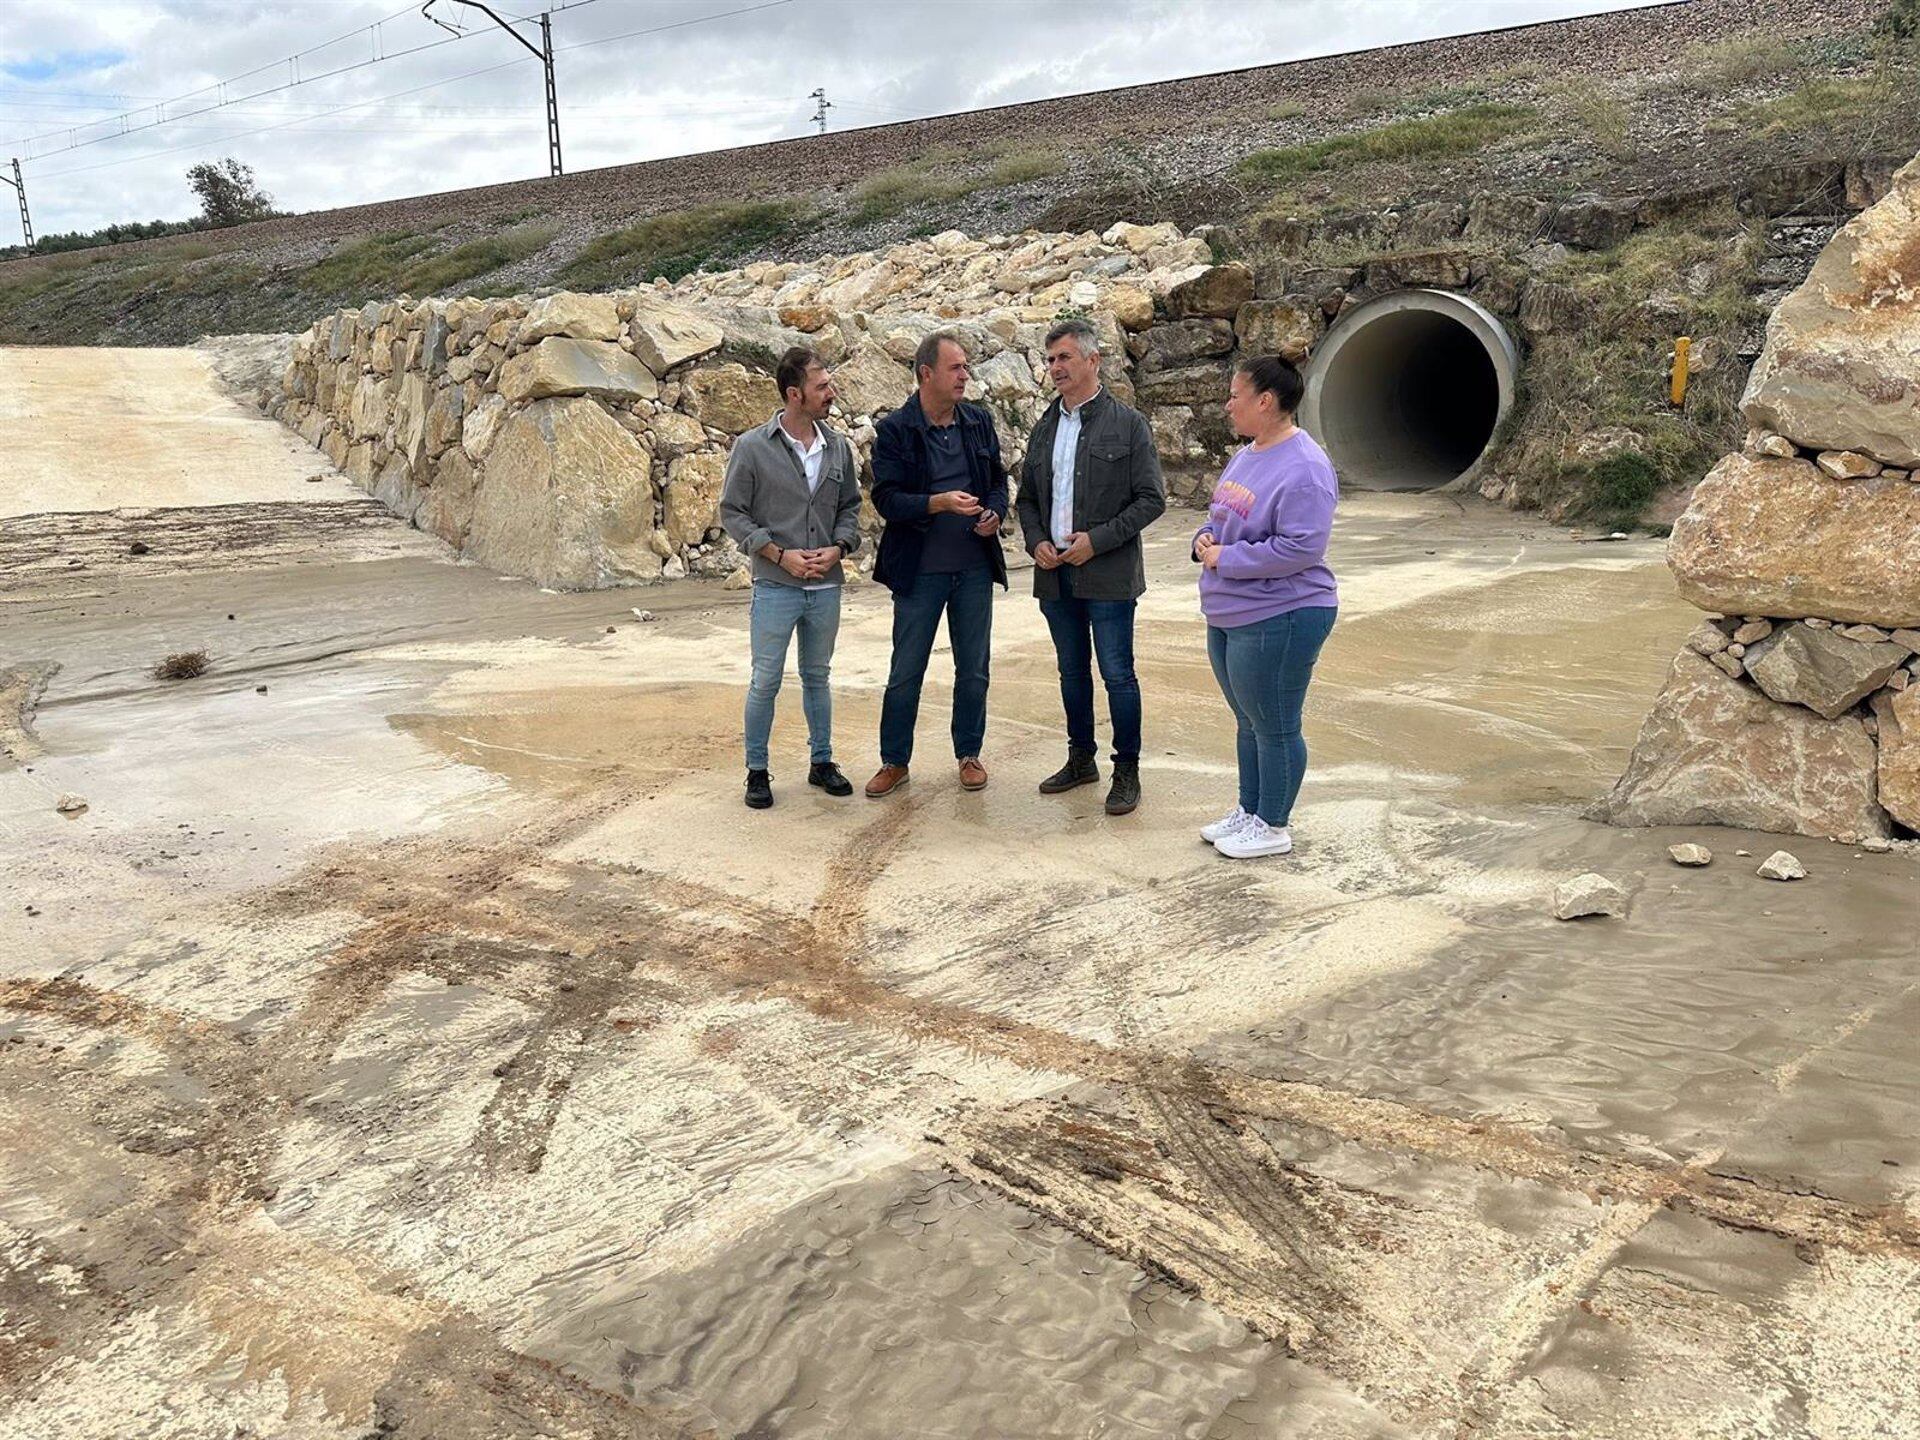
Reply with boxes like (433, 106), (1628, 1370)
(631, 608), (657, 622)
(1888, 670), (1911, 693)
(1708, 651), (1744, 679)
(1727, 642), (1746, 659)
(1754, 432), (1797, 458)
(1890, 630), (1920, 654)
(1804, 617), (1832, 630)
(1553, 872), (1626, 920)
(128, 541), (150, 556)
(255, 685), (268, 694)
(1668, 843), (1713, 867)
(1837, 623), (1890, 643)
(1862, 836), (1893, 853)
(1883, 468), (1911, 482)
(1757, 850), (1807, 881)
(226, 613), (236, 621)
(1732, 619), (1773, 645)
(604, 625), (616, 634)
(1736, 849), (1752, 856)
(54, 793), (88, 814)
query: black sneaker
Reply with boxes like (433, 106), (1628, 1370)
(744, 769), (773, 809)
(1038, 748), (1100, 794)
(808, 761), (853, 797)
(1104, 760), (1140, 816)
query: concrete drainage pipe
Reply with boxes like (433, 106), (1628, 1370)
(1300, 288), (1518, 490)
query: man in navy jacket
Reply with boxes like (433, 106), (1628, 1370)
(864, 331), (1009, 797)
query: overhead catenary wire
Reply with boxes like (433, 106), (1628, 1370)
(29, 0), (797, 182)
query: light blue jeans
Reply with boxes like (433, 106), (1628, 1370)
(745, 581), (841, 771)
(1206, 606), (1337, 826)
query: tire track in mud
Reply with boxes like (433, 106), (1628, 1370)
(9, 794), (1920, 1433)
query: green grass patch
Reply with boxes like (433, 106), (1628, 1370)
(301, 231), (438, 295)
(1548, 77), (1630, 158)
(560, 199), (805, 289)
(1734, 68), (1911, 133)
(398, 223), (556, 296)
(1580, 451), (1662, 527)
(1235, 103), (1535, 189)
(849, 142), (1067, 223)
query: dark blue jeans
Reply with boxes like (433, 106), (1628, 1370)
(1205, 606), (1336, 826)
(879, 566), (993, 766)
(1038, 568), (1141, 762)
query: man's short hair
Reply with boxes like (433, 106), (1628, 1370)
(913, 330), (964, 381)
(1044, 317), (1101, 358)
(775, 345), (822, 403)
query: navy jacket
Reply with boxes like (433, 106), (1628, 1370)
(870, 392), (1010, 595)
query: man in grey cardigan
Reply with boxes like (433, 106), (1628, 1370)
(719, 346), (864, 809)
(1016, 317), (1166, 815)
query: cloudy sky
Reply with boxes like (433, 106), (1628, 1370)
(1, 0), (1654, 238)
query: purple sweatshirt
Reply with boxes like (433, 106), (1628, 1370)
(1194, 430), (1339, 628)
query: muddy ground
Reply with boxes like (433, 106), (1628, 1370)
(2, 349), (1917, 1439)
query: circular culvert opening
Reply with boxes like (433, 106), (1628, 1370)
(1301, 288), (1518, 490)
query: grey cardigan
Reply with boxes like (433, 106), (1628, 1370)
(719, 413), (864, 587)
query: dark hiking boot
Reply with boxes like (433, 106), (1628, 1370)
(808, 762), (854, 797)
(744, 769), (773, 809)
(1038, 748), (1100, 794)
(1104, 760), (1141, 816)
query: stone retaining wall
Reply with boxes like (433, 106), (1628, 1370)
(269, 221), (1283, 589)
(1596, 152), (1920, 841)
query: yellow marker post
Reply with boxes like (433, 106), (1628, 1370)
(1671, 336), (1691, 407)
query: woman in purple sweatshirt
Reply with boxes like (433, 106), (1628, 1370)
(1192, 355), (1338, 858)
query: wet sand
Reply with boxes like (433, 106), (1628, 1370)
(3, 361), (1918, 1438)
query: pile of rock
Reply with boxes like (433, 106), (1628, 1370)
(268, 221), (1324, 588)
(1596, 152), (1920, 842)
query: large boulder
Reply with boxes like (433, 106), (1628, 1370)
(1593, 648), (1890, 841)
(826, 339), (912, 420)
(661, 451), (729, 549)
(628, 297), (724, 374)
(681, 362), (780, 435)
(1872, 686), (1920, 830)
(465, 397), (662, 588)
(518, 292), (621, 345)
(1667, 453), (1920, 628)
(1165, 263), (1254, 320)
(497, 338), (659, 404)
(1741, 151), (1920, 468)
(1744, 623), (1909, 719)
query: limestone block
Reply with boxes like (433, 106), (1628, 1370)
(1667, 453), (1920, 629)
(1364, 249), (1472, 292)
(825, 340), (912, 420)
(1234, 298), (1319, 363)
(1872, 686), (1920, 830)
(1165, 263), (1255, 320)
(462, 393), (507, 461)
(1138, 319), (1235, 374)
(497, 337), (659, 405)
(418, 447), (477, 550)
(1553, 873), (1626, 920)
(681, 362), (780, 435)
(1103, 221), (1181, 254)
(1592, 648), (1890, 841)
(628, 297), (725, 374)
(974, 350), (1038, 400)
(424, 382), (466, 458)
(1816, 450), (1883, 480)
(647, 409), (709, 460)
(518, 292), (621, 345)
(1104, 283), (1154, 331)
(662, 451), (728, 549)
(465, 396), (662, 588)
(1741, 151), (1920, 467)
(1744, 623), (1909, 718)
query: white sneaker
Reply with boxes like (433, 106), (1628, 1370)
(1200, 805), (1252, 843)
(1214, 817), (1294, 858)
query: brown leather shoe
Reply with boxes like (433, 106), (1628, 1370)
(958, 757), (988, 791)
(865, 764), (910, 798)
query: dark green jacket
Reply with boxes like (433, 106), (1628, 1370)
(1016, 390), (1166, 602)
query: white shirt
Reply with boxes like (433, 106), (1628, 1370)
(777, 415), (826, 494)
(1049, 389), (1099, 547)
(776, 415), (833, 589)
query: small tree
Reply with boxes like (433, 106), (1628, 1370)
(186, 157), (274, 227)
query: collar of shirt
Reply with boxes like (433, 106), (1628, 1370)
(776, 415), (825, 460)
(1059, 385), (1102, 421)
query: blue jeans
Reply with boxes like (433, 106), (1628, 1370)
(744, 581), (841, 771)
(1038, 567), (1141, 762)
(879, 566), (993, 766)
(1206, 606), (1336, 826)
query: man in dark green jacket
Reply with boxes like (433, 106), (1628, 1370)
(1016, 317), (1166, 815)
